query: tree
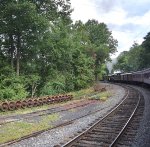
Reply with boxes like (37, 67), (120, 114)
(141, 32), (150, 68)
(113, 51), (130, 72)
(114, 42), (144, 72)
(85, 20), (118, 80)
(1, 1), (49, 75)
(0, 1), (118, 100)
(29, 0), (73, 23)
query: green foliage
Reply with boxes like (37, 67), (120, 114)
(114, 35), (150, 72)
(113, 51), (131, 72)
(0, 74), (28, 101)
(25, 75), (41, 97)
(84, 20), (118, 80)
(65, 73), (75, 91)
(0, 113), (59, 144)
(141, 32), (150, 68)
(98, 64), (108, 80)
(73, 52), (94, 89)
(0, 1), (117, 101)
(41, 73), (66, 95)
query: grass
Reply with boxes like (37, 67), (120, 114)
(68, 87), (94, 100)
(0, 86), (99, 117)
(89, 91), (112, 101)
(69, 108), (76, 112)
(0, 98), (88, 117)
(0, 113), (59, 144)
(0, 104), (54, 116)
(0, 87), (94, 116)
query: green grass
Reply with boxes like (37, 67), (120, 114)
(0, 87), (94, 116)
(89, 91), (112, 101)
(69, 108), (76, 112)
(0, 113), (59, 144)
(0, 104), (53, 116)
(68, 87), (94, 100)
(1, 98), (88, 117)
(0, 86), (96, 117)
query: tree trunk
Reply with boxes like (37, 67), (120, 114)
(94, 59), (99, 82)
(95, 73), (98, 81)
(9, 35), (14, 69)
(16, 34), (21, 76)
(31, 83), (37, 98)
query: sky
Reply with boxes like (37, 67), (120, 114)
(70, 0), (150, 58)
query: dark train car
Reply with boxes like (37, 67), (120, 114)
(143, 68), (150, 85)
(108, 73), (121, 82)
(107, 68), (150, 86)
(114, 73), (121, 82)
(127, 73), (133, 82)
(132, 70), (143, 83)
(109, 74), (115, 82)
(120, 73), (132, 82)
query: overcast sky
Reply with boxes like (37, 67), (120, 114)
(70, 0), (150, 58)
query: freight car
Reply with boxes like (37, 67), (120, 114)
(108, 68), (150, 86)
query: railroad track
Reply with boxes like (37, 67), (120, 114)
(59, 85), (144, 147)
(0, 94), (122, 147)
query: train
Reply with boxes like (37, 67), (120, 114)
(107, 68), (150, 86)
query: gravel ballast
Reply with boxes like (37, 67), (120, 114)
(9, 83), (126, 147)
(130, 85), (150, 147)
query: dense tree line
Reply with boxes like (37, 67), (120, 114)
(0, 0), (117, 100)
(114, 32), (150, 72)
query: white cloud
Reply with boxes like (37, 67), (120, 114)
(99, 8), (127, 26)
(71, 0), (99, 23)
(129, 10), (150, 26)
(70, 0), (150, 58)
(110, 30), (143, 58)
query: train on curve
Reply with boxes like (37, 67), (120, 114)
(107, 68), (150, 86)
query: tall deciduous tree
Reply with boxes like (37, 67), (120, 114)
(0, 0), (118, 100)
(1, 1), (49, 75)
(85, 20), (118, 80)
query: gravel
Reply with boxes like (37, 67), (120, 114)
(130, 85), (150, 147)
(10, 83), (125, 147)
(0, 100), (92, 125)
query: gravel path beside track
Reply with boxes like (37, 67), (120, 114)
(129, 85), (150, 147)
(9, 83), (126, 147)
(0, 99), (90, 124)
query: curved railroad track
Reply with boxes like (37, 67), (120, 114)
(0, 87), (125, 147)
(58, 85), (144, 147)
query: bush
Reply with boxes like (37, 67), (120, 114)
(0, 75), (28, 101)
(40, 73), (66, 95)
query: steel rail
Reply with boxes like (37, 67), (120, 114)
(109, 91), (141, 147)
(61, 85), (130, 147)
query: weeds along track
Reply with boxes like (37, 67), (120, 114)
(60, 85), (144, 147)
(0, 91), (101, 125)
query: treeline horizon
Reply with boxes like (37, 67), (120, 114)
(113, 32), (150, 73)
